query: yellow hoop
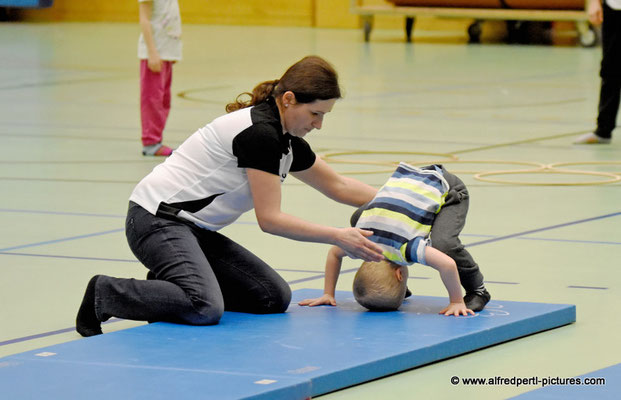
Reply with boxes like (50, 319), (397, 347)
(548, 161), (621, 174)
(474, 169), (621, 186)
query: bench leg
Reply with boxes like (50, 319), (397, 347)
(468, 20), (483, 43)
(362, 15), (374, 42)
(405, 17), (415, 43)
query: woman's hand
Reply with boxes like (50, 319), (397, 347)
(298, 294), (337, 307)
(335, 227), (384, 262)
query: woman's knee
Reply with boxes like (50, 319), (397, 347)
(259, 284), (292, 314)
(183, 296), (225, 325)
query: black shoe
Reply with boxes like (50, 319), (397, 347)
(404, 287), (412, 299)
(76, 275), (103, 337)
(464, 289), (491, 312)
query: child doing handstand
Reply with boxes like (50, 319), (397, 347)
(299, 162), (490, 315)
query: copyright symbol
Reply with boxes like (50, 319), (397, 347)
(451, 376), (459, 385)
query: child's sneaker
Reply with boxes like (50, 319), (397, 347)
(464, 289), (491, 312)
(143, 143), (173, 156)
(573, 132), (611, 144)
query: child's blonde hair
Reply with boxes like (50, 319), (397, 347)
(353, 260), (409, 311)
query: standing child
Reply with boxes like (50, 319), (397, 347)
(300, 163), (491, 314)
(138, 0), (182, 156)
(574, 0), (620, 144)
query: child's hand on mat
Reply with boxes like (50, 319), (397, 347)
(298, 294), (337, 307)
(439, 302), (475, 317)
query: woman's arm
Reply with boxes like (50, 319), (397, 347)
(246, 168), (384, 262)
(291, 156), (377, 207)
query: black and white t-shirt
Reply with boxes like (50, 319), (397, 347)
(130, 98), (316, 230)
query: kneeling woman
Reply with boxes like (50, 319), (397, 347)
(76, 56), (384, 336)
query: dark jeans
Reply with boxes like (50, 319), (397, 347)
(596, 3), (621, 139)
(92, 202), (291, 325)
(350, 168), (484, 293)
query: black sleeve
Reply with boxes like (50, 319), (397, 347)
(290, 137), (316, 172)
(232, 125), (282, 175)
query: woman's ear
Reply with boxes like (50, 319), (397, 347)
(282, 91), (297, 107)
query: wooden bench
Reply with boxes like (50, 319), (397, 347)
(350, 0), (596, 46)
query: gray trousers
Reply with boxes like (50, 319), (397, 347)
(351, 167), (484, 293)
(92, 202), (291, 325)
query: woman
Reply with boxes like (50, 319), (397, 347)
(76, 56), (384, 336)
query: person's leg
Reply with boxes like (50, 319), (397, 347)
(76, 202), (224, 336)
(430, 170), (489, 311)
(140, 60), (173, 155)
(195, 230), (291, 314)
(595, 78), (621, 140)
(577, 4), (621, 144)
(161, 61), (172, 126)
(596, 4), (621, 140)
(140, 60), (164, 147)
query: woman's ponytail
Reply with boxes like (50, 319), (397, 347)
(225, 79), (279, 113)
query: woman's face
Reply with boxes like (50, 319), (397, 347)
(281, 96), (336, 138)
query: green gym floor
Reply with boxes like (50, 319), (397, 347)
(0, 22), (619, 399)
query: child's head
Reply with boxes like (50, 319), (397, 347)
(353, 260), (409, 311)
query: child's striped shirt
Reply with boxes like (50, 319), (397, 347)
(355, 163), (449, 266)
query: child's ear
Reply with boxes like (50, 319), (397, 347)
(395, 267), (403, 282)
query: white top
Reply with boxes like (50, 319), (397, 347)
(137, 0), (182, 61)
(129, 100), (316, 231)
(607, 0), (621, 10)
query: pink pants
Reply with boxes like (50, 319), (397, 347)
(140, 60), (173, 146)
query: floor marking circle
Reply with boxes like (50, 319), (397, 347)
(474, 169), (621, 186)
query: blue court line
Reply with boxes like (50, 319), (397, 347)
(567, 285), (608, 290)
(0, 228), (125, 252)
(288, 268), (358, 285)
(462, 233), (621, 246)
(0, 252), (139, 263)
(0, 208), (125, 219)
(0, 319), (122, 347)
(464, 211), (621, 248)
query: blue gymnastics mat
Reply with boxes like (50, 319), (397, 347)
(0, 289), (575, 400)
(511, 363), (619, 399)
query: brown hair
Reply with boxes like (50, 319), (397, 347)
(353, 260), (409, 311)
(225, 55), (342, 113)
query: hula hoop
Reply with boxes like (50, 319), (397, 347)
(474, 169), (621, 186)
(548, 161), (621, 174)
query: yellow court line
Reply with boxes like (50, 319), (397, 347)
(451, 130), (591, 155)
